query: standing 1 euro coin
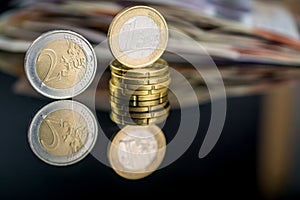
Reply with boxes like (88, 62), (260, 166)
(108, 6), (168, 68)
(24, 30), (97, 99)
(28, 100), (98, 166)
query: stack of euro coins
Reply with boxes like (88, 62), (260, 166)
(107, 5), (170, 126)
(109, 58), (170, 126)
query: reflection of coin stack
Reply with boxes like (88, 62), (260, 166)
(109, 59), (170, 126)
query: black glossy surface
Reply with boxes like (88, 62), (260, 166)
(0, 71), (262, 199)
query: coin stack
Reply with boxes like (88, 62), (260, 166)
(107, 5), (170, 126)
(109, 58), (171, 126)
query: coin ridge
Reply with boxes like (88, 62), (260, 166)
(110, 111), (169, 126)
(24, 30), (97, 99)
(110, 58), (169, 78)
(109, 79), (168, 96)
(110, 99), (169, 112)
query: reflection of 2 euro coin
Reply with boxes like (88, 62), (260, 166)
(110, 58), (169, 78)
(24, 30), (97, 99)
(110, 99), (169, 113)
(109, 80), (168, 96)
(28, 100), (98, 166)
(108, 125), (166, 179)
(111, 71), (170, 85)
(110, 95), (168, 107)
(110, 111), (169, 126)
(111, 102), (170, 119)
(107, 5), (168, 68)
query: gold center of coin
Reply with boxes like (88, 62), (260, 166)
(36, 40), (86, 89)
(38, 109), (88, 156)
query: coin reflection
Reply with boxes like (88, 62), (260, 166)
(36, 39), (86, 89)
(108, 125), (166, 180)
(39, 109), (88, 156)
(28, 100), (98, 166)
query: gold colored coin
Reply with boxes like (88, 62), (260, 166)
(111, 102), (170, 119)
(110, 88), (168, 101)
(108, 5), (168, 68)
(36, 39), (86, 89)
(109, 80), (168, 97)
(110, 99), (169, 113)
(110, 58), (169, 78)
(110, 111), (169, 126)
(108, 125), (166, 179)
(110, 95), (168, 107)
(111, 71), (170, 85)
(113, 78), (171, 91)
(39, 109), (88, 156)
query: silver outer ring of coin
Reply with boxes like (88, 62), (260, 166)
(24, 30), (97, 99)
(28, 100), (98, 166)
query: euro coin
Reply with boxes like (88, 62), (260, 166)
(111, 71), (170, 85)
(108, 5), (168, 68)
(111, 102), (170, 119)
(28, 100), (98, 166)
(110, 95), (168, 107)
(113, 78), (171, 91)
(109, 79), (168, 96)
(110, 89), (168, 101)
(110, 58), (169, 78)
(24, 30), (97, 99)
(110, 99), (169, 113)
(108, 125), (166, 179)
(110, 111), (169, 126)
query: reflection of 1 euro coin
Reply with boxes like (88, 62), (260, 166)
(28, 100), (98, 166)
(24, 30), (97, 99)
(108, 125), (166, 179)
(108, 6), (168, 68)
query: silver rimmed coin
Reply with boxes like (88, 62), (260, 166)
(28, 100), (98, 166)
(108, 6), (168, 68)
(24, 30), (97, 99)
(108, 125), (166, 179)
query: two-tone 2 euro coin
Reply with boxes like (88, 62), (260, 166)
(24, 30), (97, 99)
(108, 5), (168, 68)
(108, 125), (166, 179)
(28, 100), (98, 166)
